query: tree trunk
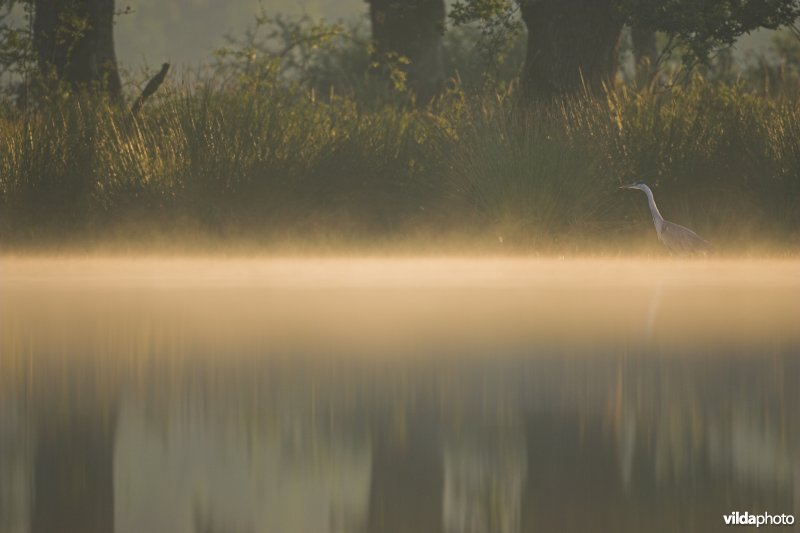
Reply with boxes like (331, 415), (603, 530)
(520, 413), (626, 532)
(519, 0), (624, 100)
(31, 411), (117, 533)
(33, 0), (122, 98)
(366, 0), (446, 104)
(30, 365), (118, 533)
(367, 411), (444, 533)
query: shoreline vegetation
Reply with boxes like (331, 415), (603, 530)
(2, 80), (799, 255)
(1, 12), (799, 255)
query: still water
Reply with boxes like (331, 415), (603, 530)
(1, 257), (799, 533)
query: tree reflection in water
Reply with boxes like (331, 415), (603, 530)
(3, 253), (800, 533)
(2, 350), (797, 533)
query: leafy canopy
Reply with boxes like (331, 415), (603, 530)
(451, 0), (800, 66)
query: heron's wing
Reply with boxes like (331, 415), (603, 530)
(660, 221), (712, 254)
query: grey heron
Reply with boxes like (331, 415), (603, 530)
(620, 182), (712, 254)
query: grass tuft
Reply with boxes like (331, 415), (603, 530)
(1, 79), (799, 252)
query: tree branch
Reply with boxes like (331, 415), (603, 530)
(131, 62), (169, 117)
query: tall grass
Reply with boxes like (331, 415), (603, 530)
(0, 85), (442, 246)
(1, 78), (799, 251)
(602, 81), (800, 246)
(438, 98), (614, 247)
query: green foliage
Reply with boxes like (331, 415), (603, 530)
(2, 7), (800, 251)
(435, 81), (800, 248)
(214, 12), (416, 105)
(0, 85), (442, 244)
(212, 12), (526, 104)
(442, 24), (525, 91)
(451, 0), (800, 73)
(0, 99), (97, 237)
(741, 28), (800, 95)
(449, 0), (522, 70)
(439, 98), (613, 245)
(214, 10), (349, 87)
(626, 0), (800, 65)
(2, 78), (800, 251)
(602, 80), (800, 242)
(0, 1), (33, 95)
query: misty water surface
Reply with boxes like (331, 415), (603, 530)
(1, 257), (799, 533)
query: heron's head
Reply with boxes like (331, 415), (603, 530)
(619, 181), (649, 192)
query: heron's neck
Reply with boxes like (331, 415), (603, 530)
(642, 187), (664, 232)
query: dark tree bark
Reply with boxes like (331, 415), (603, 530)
(30, 365), (118, 533)
(367, 412), (444, 533)
(33, 0), (122, 98)
(519, 0), (625, 99)
(366, 0), (446, 104)
(31, 411), (117, 533)
(520, 414), (626, 532)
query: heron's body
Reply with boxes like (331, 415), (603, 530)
(621, 182), (711, 254)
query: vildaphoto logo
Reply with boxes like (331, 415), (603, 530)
(724, 512), (795, 527)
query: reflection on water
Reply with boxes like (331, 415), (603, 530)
(1, 257), (799, 533)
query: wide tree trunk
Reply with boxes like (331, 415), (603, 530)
(367, 411), (444, 533)
(33, 0), (122, 98)
(31, 410), (117, 533)
(30, 364), (118, 533)
(519, 0), (624, 99)
(366, 0), (446, 104)
(520, 413), (626, 532)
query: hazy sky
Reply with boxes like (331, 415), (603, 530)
(115, 0), (365, 73)
(114, 0), (776, 79)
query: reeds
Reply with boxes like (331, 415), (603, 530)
(1, 78), (798, 251)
